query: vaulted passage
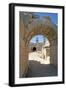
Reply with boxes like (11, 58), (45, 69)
(19, 12), (58, 78)
(26, 35), (57, 77)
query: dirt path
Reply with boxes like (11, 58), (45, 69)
(26, 52), (57, 77)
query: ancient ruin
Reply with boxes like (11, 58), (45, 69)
(19, 12), (57, 77)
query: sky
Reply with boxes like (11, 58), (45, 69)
(34, 12), (58, 25)
(30, 12), (58, 43)
(30, 35), (44, 43)
(30, 35), (50, 44)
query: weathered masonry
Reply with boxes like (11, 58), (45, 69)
(19, 12), (57, 77)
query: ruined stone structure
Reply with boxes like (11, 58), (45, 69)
(29, 42), (44, 52)
(19, 12), (57, 77)
(42, 45), (50, 60)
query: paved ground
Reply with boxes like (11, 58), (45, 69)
(26, 52), (57, 77)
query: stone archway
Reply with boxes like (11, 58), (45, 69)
(32, 47), (36, 52)
(19, 13), (57, 77)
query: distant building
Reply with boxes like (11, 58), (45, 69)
(29, 41), (50, 52)
(29, 41), (50, 60)
(29, 42), (44, 52)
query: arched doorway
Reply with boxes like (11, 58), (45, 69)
(32, 47), (36, 51)
(19, 14), (57, 77)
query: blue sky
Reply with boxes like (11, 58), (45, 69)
(30, 12), (58, 43)
(30, 35), (44, 43)
(34, 12), (58, 25)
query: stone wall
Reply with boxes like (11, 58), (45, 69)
(42, 47), (50, 60)
(50, 40), (57, 66)
(19, 13), (28, 77)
